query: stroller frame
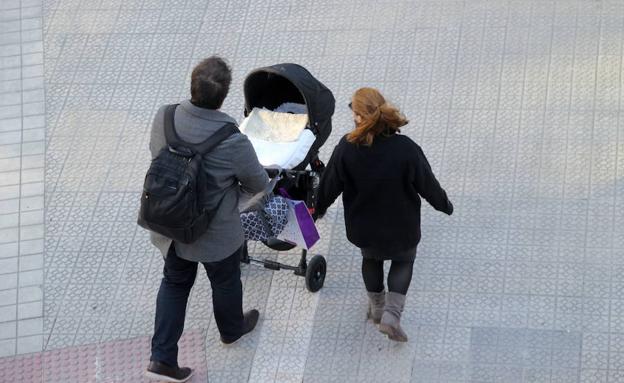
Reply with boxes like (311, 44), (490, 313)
(241, 158), (327, 292)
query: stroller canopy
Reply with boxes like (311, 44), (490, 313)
(243, 63), (335, 154)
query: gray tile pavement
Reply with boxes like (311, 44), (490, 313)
(24, 0), (624, 381)
(0, 0), (44, 357)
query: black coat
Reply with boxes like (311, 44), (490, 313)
(316, 133), (453, 251)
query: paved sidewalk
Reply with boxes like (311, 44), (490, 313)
(1, 0), (624, 382)
(0, 0), (45, 358)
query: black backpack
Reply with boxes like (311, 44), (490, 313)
(138, 104), (239, 244)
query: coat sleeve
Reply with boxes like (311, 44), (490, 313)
(315, 142), (345, 218)
(413, 145), (453, 215)
(231, 134), (270, 195)
(148, 105), (167, 159)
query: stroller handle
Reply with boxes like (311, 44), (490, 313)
(264, 166), (283, 178)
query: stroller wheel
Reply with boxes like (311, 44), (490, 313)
(305, 255), (326, 293)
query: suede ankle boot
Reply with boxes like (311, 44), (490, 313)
(378, 291), (408, 342)
(366, 291), (385, 324)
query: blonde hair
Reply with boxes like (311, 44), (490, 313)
(347, 87), (408, 146)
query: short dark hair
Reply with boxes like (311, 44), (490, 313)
(190, 56), (232, 109)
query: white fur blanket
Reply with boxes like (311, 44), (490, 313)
(239, 107), (308, 142)
(247, 129), (316, 169)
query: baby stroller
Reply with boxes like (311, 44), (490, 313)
(239, 63), (335, 292)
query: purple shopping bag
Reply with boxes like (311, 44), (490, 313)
(276, 199), (320, 249)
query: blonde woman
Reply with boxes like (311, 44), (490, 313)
(315, 88), (453, 342)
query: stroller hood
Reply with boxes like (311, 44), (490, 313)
(243, 63), (335, 156)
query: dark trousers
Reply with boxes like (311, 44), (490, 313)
(361, 258), (415, 295)
(150, 244), (244, 367)
(360, 247), (417, 295)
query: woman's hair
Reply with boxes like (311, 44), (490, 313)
(347, 87), (408, 146)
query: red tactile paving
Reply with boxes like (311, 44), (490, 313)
(0, 330), (207, 383)
(0, 351), (43, 382)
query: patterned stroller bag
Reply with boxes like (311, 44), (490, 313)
(241, 194), (289, 242)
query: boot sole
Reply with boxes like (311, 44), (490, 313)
(144, 370), (194, 382)
(378, 323), (408, 342)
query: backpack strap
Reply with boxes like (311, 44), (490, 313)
(191, 123), (240, 154)
(163, 103), (239, 154)
(163, 104), (182, 147)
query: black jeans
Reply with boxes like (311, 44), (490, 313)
(150, 244), (244, 367)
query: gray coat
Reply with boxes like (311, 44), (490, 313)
(148, 100), (269, 263)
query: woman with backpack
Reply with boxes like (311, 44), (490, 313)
(315, 87), (454, 342)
